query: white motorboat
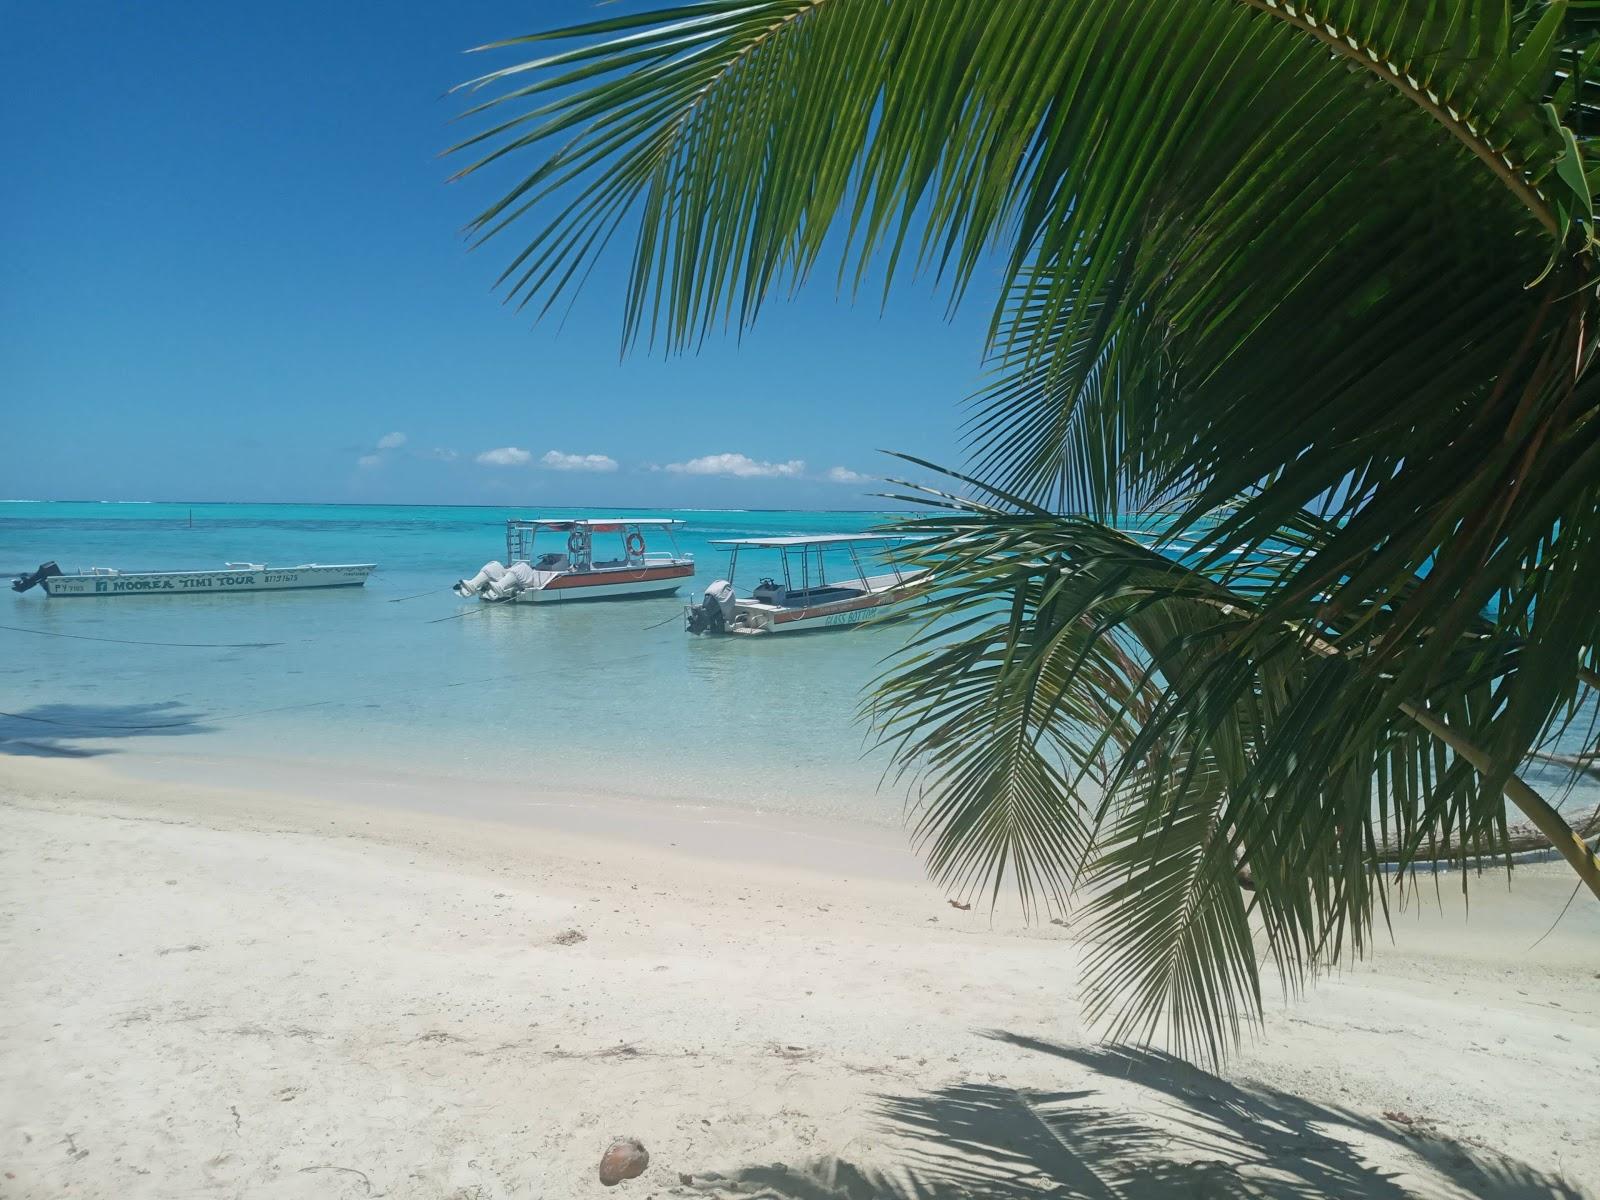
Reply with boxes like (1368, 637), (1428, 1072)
(685, 534), (925, 635)
(454, 518), (694, 604)
(11, 561), (375, 597)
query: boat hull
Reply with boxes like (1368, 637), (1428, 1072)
(41, 564), (376, 597)
(718, 584), (918, 634)
(514, 564), (693, 603)
(762, 591), (906, 633)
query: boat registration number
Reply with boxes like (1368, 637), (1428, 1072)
(824, 607), (870, 627)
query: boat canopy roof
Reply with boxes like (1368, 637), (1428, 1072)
(508, 517), (682, 532)
(710, 533), (903, 548)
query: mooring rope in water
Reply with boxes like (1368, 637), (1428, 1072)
(427, 607), (487, 624)
(0, 623), (284, 649)
(386, 587), (450, 604)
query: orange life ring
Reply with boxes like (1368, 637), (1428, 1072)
(567, 531), (586, 556)
(625, 531), (647, 558)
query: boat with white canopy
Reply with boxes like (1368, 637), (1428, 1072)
(454, 518), (693, 604)
(685, 534), (925, 635)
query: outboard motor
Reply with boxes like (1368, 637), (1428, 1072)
(11, 561), (61, 594)
(686, 579), (737, 634)
(482, 561), (537, 602)
(454, 560), (507, 598)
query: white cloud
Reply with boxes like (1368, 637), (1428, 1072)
(665, 453), (806, 479)
(826, 466), (870, 484)
(475, 446), (533, 467)
(541, 450), (618, 473)
(376, 431), (407, 450)
(356, 454), (383, 469)
(423, 447), (459, 462)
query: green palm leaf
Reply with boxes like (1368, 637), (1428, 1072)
(449, 0), (1600, 1058)
(868, 468), (1579, 1058)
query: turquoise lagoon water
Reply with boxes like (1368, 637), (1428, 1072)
(3, 500), (1595, 830)
(0, 501), (922, 825)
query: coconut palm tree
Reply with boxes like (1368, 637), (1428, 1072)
(449, 0), (1600, 1059)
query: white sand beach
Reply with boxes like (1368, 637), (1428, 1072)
(1, 753), (1595, 1199)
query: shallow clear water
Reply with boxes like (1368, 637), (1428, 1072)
(0, 502), (921, 824)
(3, 501), (1595, 831)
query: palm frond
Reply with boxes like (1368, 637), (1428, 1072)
(451, 2), (1579, 347)
(868, 470), (1594, 1059)
(448, 1), (1600, 1058)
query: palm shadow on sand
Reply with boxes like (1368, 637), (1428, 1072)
(696, 1033), (1582, 1199)
(0, 702), (213, 758)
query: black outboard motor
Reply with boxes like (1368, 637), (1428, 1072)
(686, 579), (736, 634)
(686, 593), (724, 635)
(11, 561), (62, 594)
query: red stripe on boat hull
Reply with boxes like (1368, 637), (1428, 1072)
(543, 564), (694, 590)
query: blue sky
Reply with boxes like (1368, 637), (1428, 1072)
(1, 2), (1000, 508)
